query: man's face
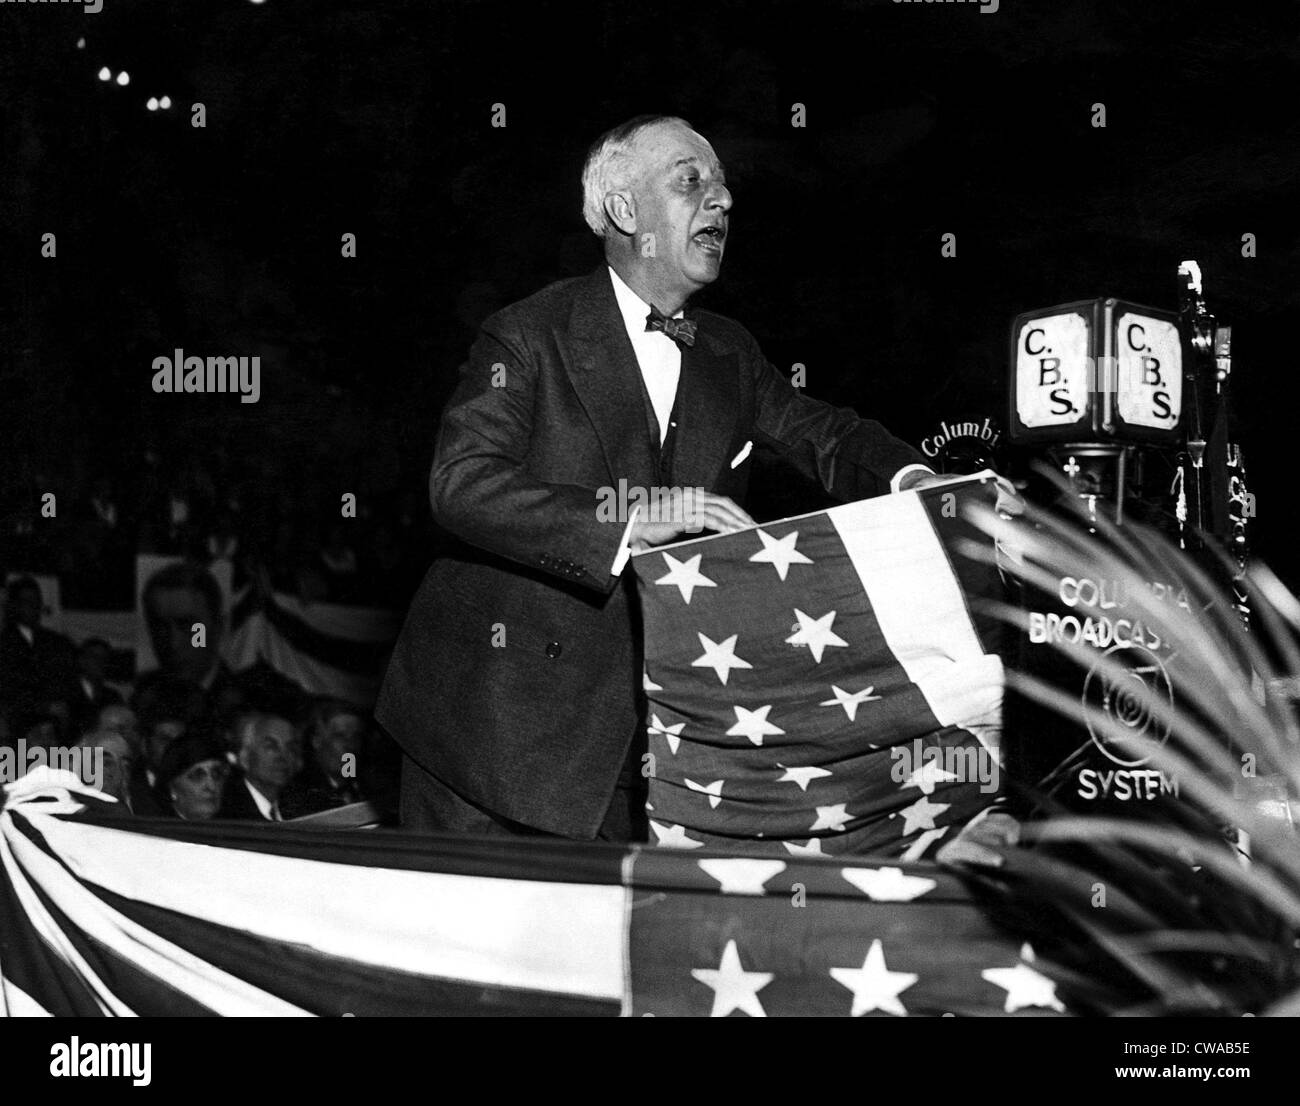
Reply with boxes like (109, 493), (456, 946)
(98, 704), (140, 753)
(82, 732), (133, 801)
(624, 120), (732, 300)
(313, 713), (364, 781)
(145, 585), (221, 682)
(240, 717), (302, 792)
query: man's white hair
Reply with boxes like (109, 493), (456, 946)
(580, 114), (694, 237)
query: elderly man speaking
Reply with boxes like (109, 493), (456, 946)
(378, 114), (940, 842)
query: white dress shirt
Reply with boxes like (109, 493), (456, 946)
(243, 778), (282, 821)
(607, 267), (686, 574)
(607, 265), (682, 446)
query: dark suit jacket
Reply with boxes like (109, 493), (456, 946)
(0, 622), (77, 720)
(376, 266), (926, 837)
(68, 678), (124, 732)
(279, 765), (362, 820)
(215, 773), (275, 821)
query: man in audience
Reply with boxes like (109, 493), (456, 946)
(135, 560), (306, 728)
(136, 561), (227, 692)
(0, 577), (76, 725)
(92, 703), (164, 815)
(68, 638), (123, 732)
(133, 677), (203, 783)
(142, 714), (187, 790)
(95, 702), (141, 754)
(217, 712), (303, 821)
(73, 728), (136, 815)
(281, 699), (366, 817)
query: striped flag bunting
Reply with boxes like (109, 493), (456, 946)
(223, 588), (400, 706)
(1, 769), (1070, 1017)
(633, 477), (1007, 859)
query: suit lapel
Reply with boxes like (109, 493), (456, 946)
(667, 326), (740, 489)
(564, 268), (659, 491)
(562, 267), (740, 491)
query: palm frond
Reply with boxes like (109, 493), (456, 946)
(955, 487), (1300, 1015)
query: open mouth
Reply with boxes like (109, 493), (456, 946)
(692, 225), (726, 254)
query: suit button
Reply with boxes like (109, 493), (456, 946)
(545, 641), (562, 659)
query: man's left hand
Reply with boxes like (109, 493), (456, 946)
(935, 811), (1021, 869)
(901, 469), (1025, 518)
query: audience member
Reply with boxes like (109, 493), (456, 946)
(67, 637), (124, 732)
(136, 561), (226, 691)
(91, 703), (166, 814)
(156, 732), (230, 821)
(282, 699), (366, 817)
(0, 577), (76, 724)
(73, 728), (136, 814)
(142, 715), (187, 790)
(217, 712), (302, 821)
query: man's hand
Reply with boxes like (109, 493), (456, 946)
(935, 811), (1021, 869)
(629, 490), (755, 553)
(901, 469), (1025, 518)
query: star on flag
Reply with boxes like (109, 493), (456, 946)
(903, 759), (960, 794)
(897, 794), (950, 835)
(685, 778), (725, 808)
(776, 763), (832, 791)
(691, 632), (753, 685)
(697, 859), (786, 895)
(654, 552), (716, 604)
(839, 866), (937, 902)
(748, 528), (813, 581)
(981, 944), (1065, 1013)
(691, 939), (774, 1017)
(648, 713), (685, 754)
(830, 939), (918, 1017)
(819, 684), (881, 721)
(810, 803), (852, 834)
(786, 608), (848, 663)
(782, 838), (828, 857)
(726, 704), (784, 747)
(650, 821), (704, 850)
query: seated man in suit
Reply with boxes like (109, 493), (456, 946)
(378, 114), (950, 844)
(217, 711), (303, 822)
(280, 699), (367, 818)
(72, 727), (136, 816)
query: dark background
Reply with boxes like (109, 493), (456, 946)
(3, 0), (1297, 606)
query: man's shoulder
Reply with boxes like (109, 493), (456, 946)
(693, 306), (761, 357)
(482, 271), (598, 336)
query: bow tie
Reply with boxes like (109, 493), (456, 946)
(645, 306), (697, 348)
